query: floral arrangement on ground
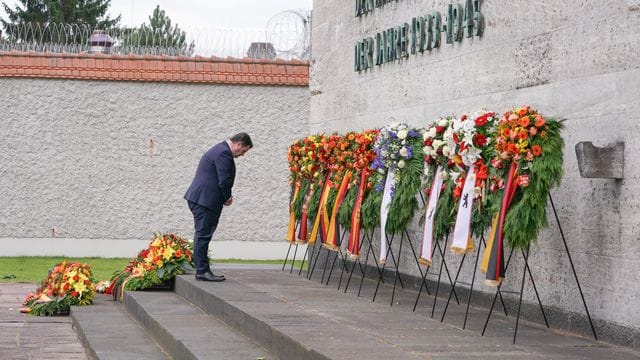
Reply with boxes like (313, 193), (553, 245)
(21, 261), (94, 316)
(107, 233), (194, 298)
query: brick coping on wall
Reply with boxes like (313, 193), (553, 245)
(0, 51), (309, 86)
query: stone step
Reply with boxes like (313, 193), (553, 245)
(71, 295), (169, 360)
(123, 290), (275, 360)
(174, 273), (427, 360)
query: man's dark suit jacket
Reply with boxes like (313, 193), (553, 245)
(184, 141), (236, 212)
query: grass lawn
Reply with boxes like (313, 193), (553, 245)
(0, 257), (303, 283)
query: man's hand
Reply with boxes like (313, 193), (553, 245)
(224, 197), (233, 206)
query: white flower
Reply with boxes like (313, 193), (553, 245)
(423, 146), (432, 155)
(438, 118), (449, 127)
(397, 129), (408, 140)
(399, 147), (408, 157)
(442, 145), (451, 156)
(428, 127), (437, 138)
(397, 159), (406, 169)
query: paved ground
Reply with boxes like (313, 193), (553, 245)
(3, 262), (640, 359)
(0, 264), (280, 360)
(0, 283), (86, 360)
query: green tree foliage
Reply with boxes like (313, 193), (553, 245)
(121, 5), (194, 56)
(1, 0), (120, 42)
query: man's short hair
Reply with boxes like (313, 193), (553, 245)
(230, 132), (253, 148)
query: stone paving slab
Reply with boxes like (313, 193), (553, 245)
(0, 283), (86, 360)
(175, 268), (640, 360)
(124, 290), (275, 360)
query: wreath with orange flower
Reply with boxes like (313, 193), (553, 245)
(487, 106), (564, 249)
(107, 233), (194, 296)
(22, 261), (95, 316)
(337, 130), (378, 227)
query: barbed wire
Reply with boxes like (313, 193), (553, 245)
(0, 13), (311, 60)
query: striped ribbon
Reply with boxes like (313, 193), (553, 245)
(347, 169), (369, 259)
(285, 179), (301, 242)
(325, 170), (353, 251)
(296, 183), (314, 243)
(309, 174), (331, 245)
(481, 161), (518, 286)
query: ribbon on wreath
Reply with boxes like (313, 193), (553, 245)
(419, 166), (444, 266)
(296, 183), (314, 243)
(450, 167), (476, 255)
(379, 171), (396, 265)
(309, 174), (331, 245)
(481, 161), (518, 286)
(347, 169), (370, 259)
(324, 170), (353, 251)
(285, 179), (302, 242)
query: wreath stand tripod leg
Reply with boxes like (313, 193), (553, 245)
(307, 239), (323, 280)
(298, 243), (310, 276)
(390, 231), (406, 306)
(549, 193), (598, 340)
(439, 252), (467, 322)
(282, 242), (293, 271)
(521, 248), (549, 328)
(431, 234), (452, 318)
(344, 230), (368, 293)
(402, 230), (432, 308)
(289, 243), (299, 274)
(372, 233), (395, 302)
(513, 247), (529, 344)
(462, 236), (482, 329)
(358, 231), (385, 297)
(325, 228), (347, 286)
(481, 247), (516, 336)
(320, 246), (331, 284)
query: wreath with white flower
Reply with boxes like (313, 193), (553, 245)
(444, 111), (498, 236)
(361, 123), (423, 233)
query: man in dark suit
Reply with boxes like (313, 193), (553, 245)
(184, 132), (253, 281)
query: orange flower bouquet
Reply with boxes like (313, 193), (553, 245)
(21, 261), (95, 316)
(107, 233), (194, 297)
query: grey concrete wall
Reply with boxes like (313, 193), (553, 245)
(311, 0), (640, 343)
(0, 79), (309, 246)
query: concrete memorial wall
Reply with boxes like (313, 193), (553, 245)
(310, 0), (640, 346)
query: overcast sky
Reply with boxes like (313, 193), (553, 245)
(0, 1), (313, 57)
(1, 0), (313, 29)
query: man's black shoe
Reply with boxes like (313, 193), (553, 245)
(195, 272), (226, 282)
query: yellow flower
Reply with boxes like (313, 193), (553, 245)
(516, 139), (529, 153)
(162, 247), (175, 260)
(74, 282), (87, 294)
(151, 237), (162, 247)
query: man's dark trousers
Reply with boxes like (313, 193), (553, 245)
(188, 201), (222, 274)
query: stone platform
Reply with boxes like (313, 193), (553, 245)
(70, 264), (640, 359)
